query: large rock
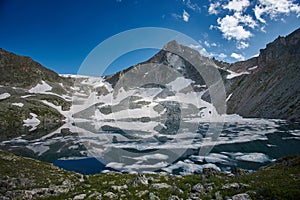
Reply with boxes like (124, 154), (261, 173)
(232, 193), (252, 200)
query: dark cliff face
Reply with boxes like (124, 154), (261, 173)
(228, 28), (300, 74)
(227, 28), (300, 122)
(258, 28), (300, 66)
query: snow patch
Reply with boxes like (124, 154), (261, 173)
(162, 160), (220, 175)
(23, 113), (41, 131)
(226, 93), (233, 102)
(29, 81), (52, 93)
(0, 93), (11, 100)
(12, 103), (24, 107)
(226, 71), (250, 79)
(248, 66), (258, 71)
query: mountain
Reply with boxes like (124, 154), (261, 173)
(226, 28), (300, 122)
(0, 28), (299, 143)
(0, 49), (75, 140)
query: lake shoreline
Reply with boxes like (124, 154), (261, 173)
(1, 149), (299, 199)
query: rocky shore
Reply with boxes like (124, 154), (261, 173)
(0, 150), (299, 200)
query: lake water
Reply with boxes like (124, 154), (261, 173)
(1, 117), (300, 175)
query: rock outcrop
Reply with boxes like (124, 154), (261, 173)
(227, 28), (300, 122)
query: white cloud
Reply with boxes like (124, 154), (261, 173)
(231, 52), (245, 60)
(182, 10), (190, 22)
(217, 15), (253, 40)
(208, 2), (221, 15)
(183, 10), (190, 22)
(204, 41), (210, 47)
(237, 41), (249, 49)
(254, 0), (300, 23)
(260, 25), (266, 32)
(204, 41), (218, 48)
(234, 12), (258, 28)
(188, 44), (210, 57)
(223, 0), (250, 12)
(254, 5), (267, 23)
(218, 53), (228, 59)
(172, 13), (182, 20)
(209, 24), (216, 30)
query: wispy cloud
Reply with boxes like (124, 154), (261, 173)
(171, 13), (182, 20)
(183, 0), (201, 12)
(188, 44), (211, 57)
(204, 41), (217, 48)
(218, 53), (228, 59)
(237, 41), (249, 49)
(171, 10), (190, 22)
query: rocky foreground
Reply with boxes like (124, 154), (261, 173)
(0, 150), (299, 200)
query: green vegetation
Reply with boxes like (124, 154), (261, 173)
(0, 96), (65, 141)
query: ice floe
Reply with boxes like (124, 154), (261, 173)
(162, 160), (220, 175)
(222, 152), (273, 163)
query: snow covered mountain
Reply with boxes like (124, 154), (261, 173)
(0, 27), (299, 143)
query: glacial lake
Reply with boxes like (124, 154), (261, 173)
(1, 117), (300, 175)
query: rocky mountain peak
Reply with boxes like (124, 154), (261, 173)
(0, 48), (64, 88)
(162, 40), (180, 51)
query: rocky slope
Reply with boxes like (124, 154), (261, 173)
(0, 49), (74, 140)
(226, 28), (300, 122)
(0, 150), (299, 199)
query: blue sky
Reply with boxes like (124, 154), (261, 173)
(0, 0), (299, 75)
